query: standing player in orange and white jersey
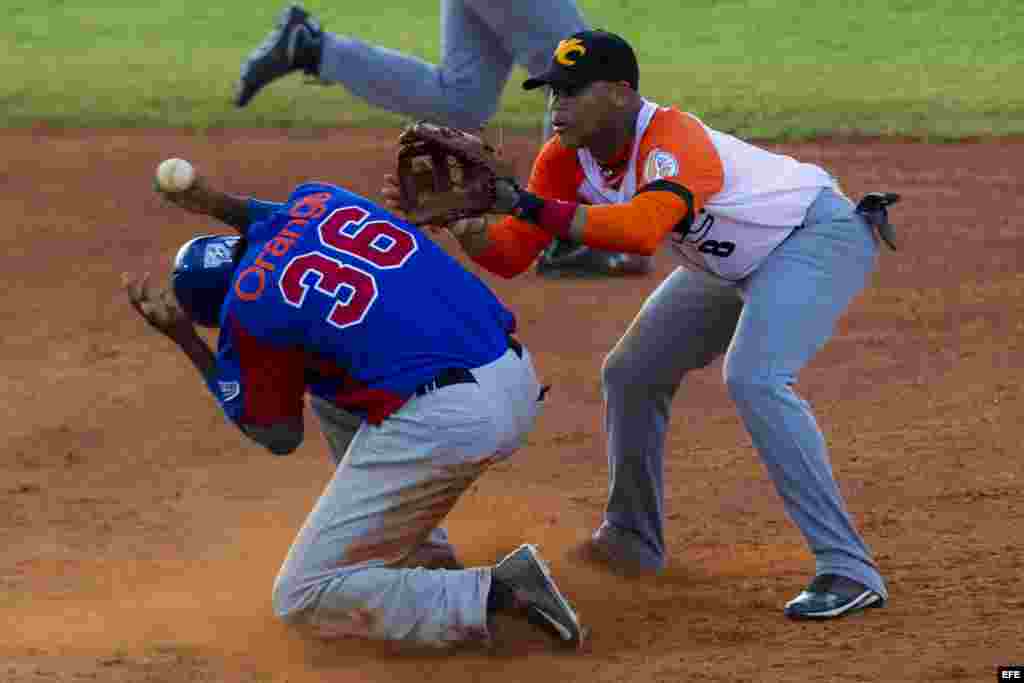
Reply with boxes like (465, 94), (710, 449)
(385, 29), (896, 620)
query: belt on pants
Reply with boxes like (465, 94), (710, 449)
(415, 335), (522, 397)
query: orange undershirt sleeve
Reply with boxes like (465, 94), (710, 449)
(581, 191), (689, 255)
(472, 217), (551, 278)
(474, 108), (726, 273)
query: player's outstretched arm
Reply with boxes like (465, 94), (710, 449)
(156, 175), (256, 234)
(122, 272), (217, 382)
(154, 160), (287, 234)
(121, 272), (301, 456)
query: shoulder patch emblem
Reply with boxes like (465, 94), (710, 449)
(644, 148), (680, 183)
(218, 381), (241, 402)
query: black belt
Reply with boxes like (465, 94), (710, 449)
(507, 335), (523, 358)
(415, 367), (476, 396)
(415, 335), (522, 396)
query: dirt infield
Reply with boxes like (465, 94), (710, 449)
(2, 128), (1021, 682)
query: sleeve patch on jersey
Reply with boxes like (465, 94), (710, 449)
(204, 239), (239, 268)
(644, 149), (680, 183)
(218, 380), (241, 402)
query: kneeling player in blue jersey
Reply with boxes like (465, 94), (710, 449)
(123, 169), (583, 649)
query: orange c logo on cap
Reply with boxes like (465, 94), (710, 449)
(555, 38), (586, 66)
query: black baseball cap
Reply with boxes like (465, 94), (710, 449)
(523, 30), (639, 92)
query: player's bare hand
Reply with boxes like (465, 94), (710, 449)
(447, 216), (488, 239)
(156, 174), (217, 216)
(122, 272), (194, 339)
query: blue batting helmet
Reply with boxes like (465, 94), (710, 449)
(171, 234), (244, 327)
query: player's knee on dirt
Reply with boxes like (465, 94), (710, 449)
(272, 567), (355, 627)
(271, 572), (312, 623)
(272, 574), (385, 641)
(271, 575), (356, 631)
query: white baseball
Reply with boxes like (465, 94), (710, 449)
(155, 158), (196, 193)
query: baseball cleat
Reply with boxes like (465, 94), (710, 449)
(568, 523), (664, 576)
(569, 535), (662, 577)
(492, 544), (584, 648)
(236, 4), (323, 107)
(784, 574), (885, 619)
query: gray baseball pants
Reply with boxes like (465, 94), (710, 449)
(318, 0), (588, 130)
(273, 346), (543, 646)
(597, 188), (888, 599)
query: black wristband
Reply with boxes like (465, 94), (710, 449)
(511, 189), (545, 224)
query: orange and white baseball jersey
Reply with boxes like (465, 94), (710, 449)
(475, 99), (837, 280)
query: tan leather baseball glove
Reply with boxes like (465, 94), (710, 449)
(396, 122), (518, 226)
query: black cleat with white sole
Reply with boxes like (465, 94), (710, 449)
(492, 544), (584, 648)
(235, 4), (322, 107)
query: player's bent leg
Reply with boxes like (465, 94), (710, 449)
(273, 344), (548, 646)
(466, 0), (589, 80)
(309, 398), (464, 570)
(723, 188), (888, 607)
(589, 267), (741, 572)
(271, 385), (502, 645)
(397, 527), (463, 570)
(314, 1), (514, 130)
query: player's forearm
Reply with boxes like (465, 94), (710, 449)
(198, 191), (256, 233)
(199, 194), (286, 233)
(169, 326), (302, 455)
(469, 215), (553, 278)
(218, 196), (287, 232)
(576, 195), (684, 255)
(492, 181), (686, 256)
(173, 182), (283, 234)
(170, 325), (218, 386)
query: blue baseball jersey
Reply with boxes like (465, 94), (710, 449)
(209, 182), (516, 428)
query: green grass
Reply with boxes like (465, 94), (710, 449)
(2, 0), (1022, 139)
